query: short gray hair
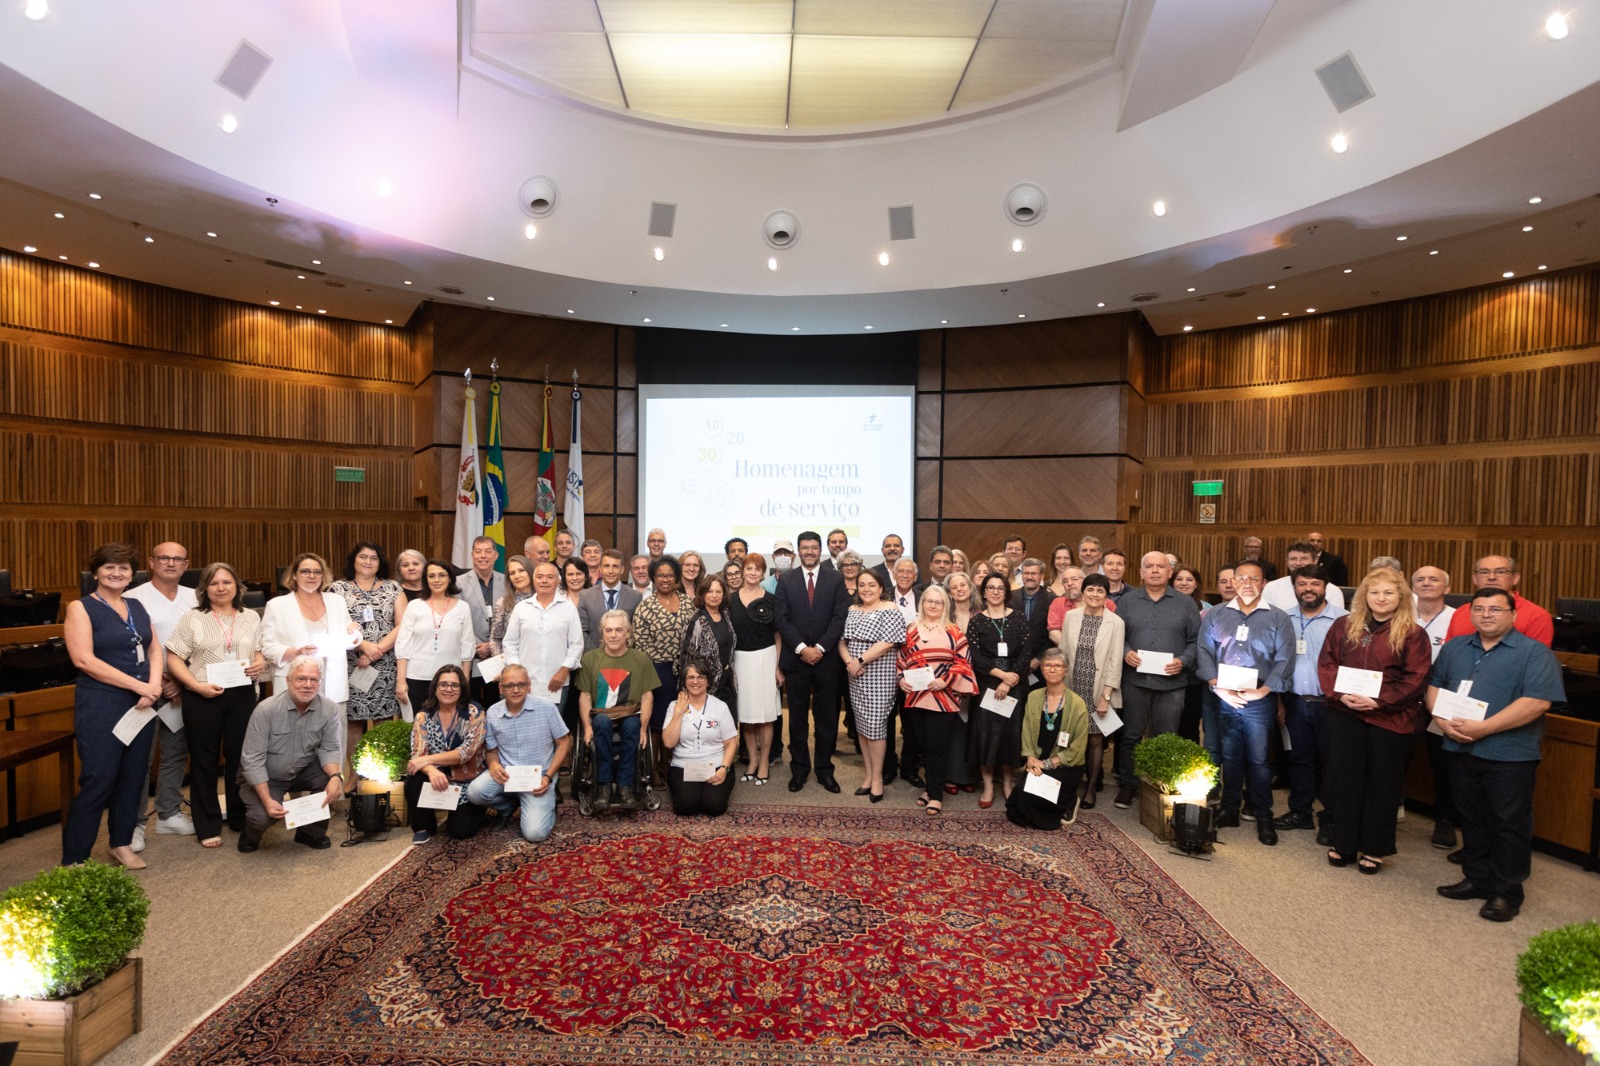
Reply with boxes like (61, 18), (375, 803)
(286, 655), (324, 680)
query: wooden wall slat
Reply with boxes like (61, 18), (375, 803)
(941, 386), (1125, 456)
(942, 316), (1130, 390)
(940, 457), (1123, 521)
(429, 304), (619, 384)
(916, 394), (941, 458)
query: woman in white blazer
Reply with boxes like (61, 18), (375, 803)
(1057, 574), (1124, 810)
(259, 552), (361, 704)
(395, 558), (477, 711)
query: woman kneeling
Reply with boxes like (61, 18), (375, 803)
(1006, 649), (1090, 831)
(662, 658), (738, 817)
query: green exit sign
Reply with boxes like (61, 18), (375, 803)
(1192, 479), (1224, 497)
(334, 466), (366, 484)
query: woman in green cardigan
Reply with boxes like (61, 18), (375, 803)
(1006, 647), (1089, 831)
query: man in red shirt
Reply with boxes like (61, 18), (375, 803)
(1443, 555), (1553, 647)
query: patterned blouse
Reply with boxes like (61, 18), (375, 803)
(165, 607), (263, 681)
(409, 702), (486, 783)
(633, 593), (695, 664)
(896, 623), (978, 714)
(490, 591), (533, 656)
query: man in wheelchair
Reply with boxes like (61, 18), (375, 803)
(575, 610), (660, 810)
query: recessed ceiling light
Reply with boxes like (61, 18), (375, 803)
(144, 236), (154, 243)
(311, 259), (322, 265)
(1429, 249), (1440, 255)
(1267, 284), (1276, 290)
(767, 257), (778, 271)
(220, 114), (238, 134)
(878, 251), (890, 266)
(940, 319), (949, 324)
(269, 300), (280, 306)
(1010, 238), (1024, 253)
(384, 318), (393, 324)
(57, 255), (67, 260)
(206, 231), (217, 238)
(1538, 264), (1549, 270)
(1503, 271), (1515, 278)
(1096, 302), (1105, 308)
(87, 261), (99, 268)
(1343, 268), (1353, 273)
(1152, 200), (1167, 217)
(297, 274), (306, 280)
(653, 247), (664, 261)
(1395, 235), (1408, 241)
(1182, 325), (1194, 332)
(295, 305), (303, 309)
(377, 179), (393, 197)
(1522, 225), (1534, 232)
(23, 0), (49, 20)
(88, 193), (101, 200)
(1306, 307), (1317, 313)
(566, 309), (575, 314)
(1257, 315), (1266, 320)
(1017, 314), (1026, 319)
(719, 323), (729, 328)
(524, 224), (537, 240)
(403, 280), (412, 285)
(486, 296), (495, 301)
(53, 212), (63, 219)
(1281, 312), (1290, 316)
(22, 245), (36, 253)
(791, 326), (800, 331)
(1186, 287), (1196, 293)
(1330, 132), (1349, 154)
(317, 309), (327, 314)
(1545, 12), (1570, 39)
(1529, 196), (1543, 204)
(642, 317), (651, 323)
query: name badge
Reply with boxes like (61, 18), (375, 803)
(1457, 680), (1472, 697)
(1235, 625), (1250, 642)
(135, 642), (146, 664)
(996, 641), (1009, 658)
(361, 606), (375, 623)
(1296, 638), (1308, 656)
(484, 604), (493, 619)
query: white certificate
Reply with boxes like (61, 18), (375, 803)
(205, 659), (252, 689)
(311, 632), (356, 703)
(503, 764), (545, 792)
(1095, 705), (1124, 736)
(681, 759), (720, 783)
(1334, 666), (1383, 699)
(901, 666), (935, 690)
(1216, 664), (1259, 690)
(1023, 771), (1062, 803)
(477, 655), (507, 683)
(112, 706), (158, 746)
(416, 783), (463, 810)
(156, 704), (185, 732)
(281, 792), (331, 830)
(1432, 689), (1489, 722)
(347, 665), (378, 693)
(1136, 650), (1174, 675)
(980, 689), (1018, 718)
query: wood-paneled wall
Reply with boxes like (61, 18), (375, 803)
(0, 252), (429, 599)
(915, 316), (1147, 570)
(1132, 267), (1600, 606)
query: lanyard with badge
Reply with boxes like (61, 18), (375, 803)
(989, 614), (1010, 660)
(95, 594), (145, 664)
(1295, 613), (1318, 657)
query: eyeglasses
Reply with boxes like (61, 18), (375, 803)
(435, 681), (462, 689)
(1473, 568), (1514, 577)
(152, 555), (188, 564)
(297, 568), (323, 576)
(501, 681), (530, 690)
(1469, 605), (1512, 615)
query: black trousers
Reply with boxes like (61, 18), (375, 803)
(668, 765), (735, 816)
(1324, 710), (1414, 858)
(1422, 730), (1459, 822)
(183, 684), (256, 838)
(1449, 751), (1538, 905)
(785, 658), (840, 777)
(404, 771), (487, 838)
(883, 691), (923, 781)
(239, 763), (332, 845)
(903, 708), (953, 797)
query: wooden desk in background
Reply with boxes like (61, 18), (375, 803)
(1, 683), (77, 838)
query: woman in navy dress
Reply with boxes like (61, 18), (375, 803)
(62, 543), (165, 868)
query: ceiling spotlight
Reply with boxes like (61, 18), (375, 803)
(719, 323), (729, 328)
(1011, 238), (1024, 253)
(1186, 286), (1196, 293)
(57, 255), (67, 260)
(377, 179), (393, 197)
(1529, 196), (1543, 204)
(1522, 225), (1534, 232)
(524, 223), (537, 240)
(296, 274), (306, 279)
(206, 231), (218, 238)
(1096, 302), (1106, 308)
(863, 325), (874, 330)
(566, 308), (574, 314)
(22, 245), (36, 253)
(295, 305), (303, 309)
(269, 300), (280, 306)
(486, 296), (495, 301)
(317, 309), (327, 314)
(144, 236), (154, 243)
(1017, 313), (1026, 319)
(23, 0), (49, 20)
(1503, 271), (1515, 278)
(53, 212), (63, 219)
(384, 318), (393, 324)
(1539, 264), (1549, 270)
(1257, 315), (1266, 320)
(642, 317), (651, 323)
(940, 319), (949, 324)
(1343, 268), (1353, 273)
(311, 259), (322, 265)
(87, 261), (99, 268)
(1545, 12), (1570, 39)
(88, 193), (102, 200)
(767, 257), (778, 271)
(404, 280), (412, 285)
(1281, 312), (1290, 316)
(1395, 235), (1408, 241)
(791, 326), (800, 331)
(1267, 284), (1276, 290)
(878, 251), (890, 266)
(1182, 325), (1194, 332)
(1330, 132), (1349, 154)
(653, 247), (664, 261)
(1430, 249), (1440, 255)
(1152, 200), (1167, 217)
(220, 114), (238, 134)
(1306, 307), (1317, 313)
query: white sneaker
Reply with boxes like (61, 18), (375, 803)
(157, 812), (196, 835)
(130, 825), (147, 853)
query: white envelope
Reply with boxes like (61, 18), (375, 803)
(1136, 650), (1174, 675)
(156, 704), (185, 732)
(1216, 663), (1259, 690)
(347, 665), (378, 693)
(311, 632), (356, 703)
(477, 655), (508, 683)
(205, 659), (252, 688)
(980, 689), (1018, 718)
(1095, 705), (1124, 735)
(503, 764), (545, 792)
(112, 706), (158, 746)
(282, 792), (331, 829)
(1023, 771), (1062, 803)
(1334, 666), (1383, 699)
(682, 759), (720, 783)
(1432, 688), (1489, 722)
(901, 666), (935, 690)
(416, 783), (462, 810)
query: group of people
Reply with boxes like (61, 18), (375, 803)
(58, 528), (1566, 922)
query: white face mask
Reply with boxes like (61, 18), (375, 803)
(773, 555), (795, 572)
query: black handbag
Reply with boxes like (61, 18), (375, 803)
(0, 637), (78, 693)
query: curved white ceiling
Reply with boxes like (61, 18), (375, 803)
(1, 0), (1598, 334)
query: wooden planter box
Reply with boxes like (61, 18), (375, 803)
(0, 956), (142, 1066)
(1138, 780), (1178, 843)
(1518, 1006), (1594, 1066)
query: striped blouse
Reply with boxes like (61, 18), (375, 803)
(165, 607), (264, 681)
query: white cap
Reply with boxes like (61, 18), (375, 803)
(771, 539), (795, 554)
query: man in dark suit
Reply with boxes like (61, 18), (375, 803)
(1307, 531), (1350, 588)
(775, 530), (849, 793)
(577, 549), (643, 651)
(868, 532), (907, 591)
(1009, 557), (1057, 684)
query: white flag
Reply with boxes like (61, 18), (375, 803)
(451, 385), (483, 569)
(564, 386), (585, 544)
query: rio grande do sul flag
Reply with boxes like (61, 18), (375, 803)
(533, 384), (557, 550)
(451, 383), (483, 569)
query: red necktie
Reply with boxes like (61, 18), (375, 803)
(807, 570), (815, 606)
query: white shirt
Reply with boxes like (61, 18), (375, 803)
(668, 694), (738, 768)
(1417, 603), (1456, 662)
(894, 588), (918, 623)
(1262, 575), (1345, 615)
(395, 597), (477, 681)
(124, 581), (197, 646)
(503, 595), (584, 690)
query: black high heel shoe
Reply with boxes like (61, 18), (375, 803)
(869, 790), (884, 804)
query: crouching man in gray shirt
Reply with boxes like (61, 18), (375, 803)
(237, 656), (343, 853)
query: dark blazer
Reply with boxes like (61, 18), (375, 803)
(885, 581), (928, 617)
(1315, 551), (1350, 588)
(577, 583), (644, 651)
(1009, 586), (1056, 668)
(869, 560), (913, 593)
(774, 565), (849, 671)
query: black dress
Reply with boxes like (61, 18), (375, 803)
(966, 610), (1031, 769)
(1006, 697), (1085, 831)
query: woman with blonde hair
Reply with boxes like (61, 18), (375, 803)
(1047, 544), (1075, 597)
(678, 551), (706, 599)
(897, 583), (976, 814)
(1317, 566), (1432, 874)
(261, 552), (361, 705)
(949, 548), (971, 576)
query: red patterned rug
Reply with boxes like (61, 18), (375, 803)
(156, 807), (1370, 1065)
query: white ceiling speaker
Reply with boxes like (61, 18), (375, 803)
(518, 176), (558, 218)
(764, 210), (799, 249)
(1004, 183), (1046, 225)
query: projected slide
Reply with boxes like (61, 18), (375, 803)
(639, 385), (914, 559)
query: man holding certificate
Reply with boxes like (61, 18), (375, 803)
(465, 664), (572, 843)
(1429, 587), (1565, 922)
(237, 657), (344, 853)
(1197, 560), (1295, 844)
(1113, 552), (1201, 811)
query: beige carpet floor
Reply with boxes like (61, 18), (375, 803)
(2, 750), (1594, 1066)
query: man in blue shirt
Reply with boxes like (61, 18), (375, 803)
(465, 664), (572, 842)
(1198, 560), (1296, 844)
(1429, 587), (1565, 922)
(1273, 565), (1346, 843)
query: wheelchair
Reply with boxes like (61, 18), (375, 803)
(571, 713), (662, 816)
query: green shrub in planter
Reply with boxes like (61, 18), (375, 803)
(1132, 733), (1219, 796)
(353, 718), (414, 783)
(0, 860), (149, 999)
(1516, 920), (1600, 1057)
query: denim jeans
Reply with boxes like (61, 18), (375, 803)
(1218, 694), (1276, 820)
(466, 770), (559, 842)
(592, 714), (641, 785)
(1283, 694), (1330, 822)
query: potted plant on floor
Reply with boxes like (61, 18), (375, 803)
(0, 860), (150, 1066)
(1132, 734), (1219, 843)
(1515, 920), (1600, 1066)
(352, 718), (414, 817)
